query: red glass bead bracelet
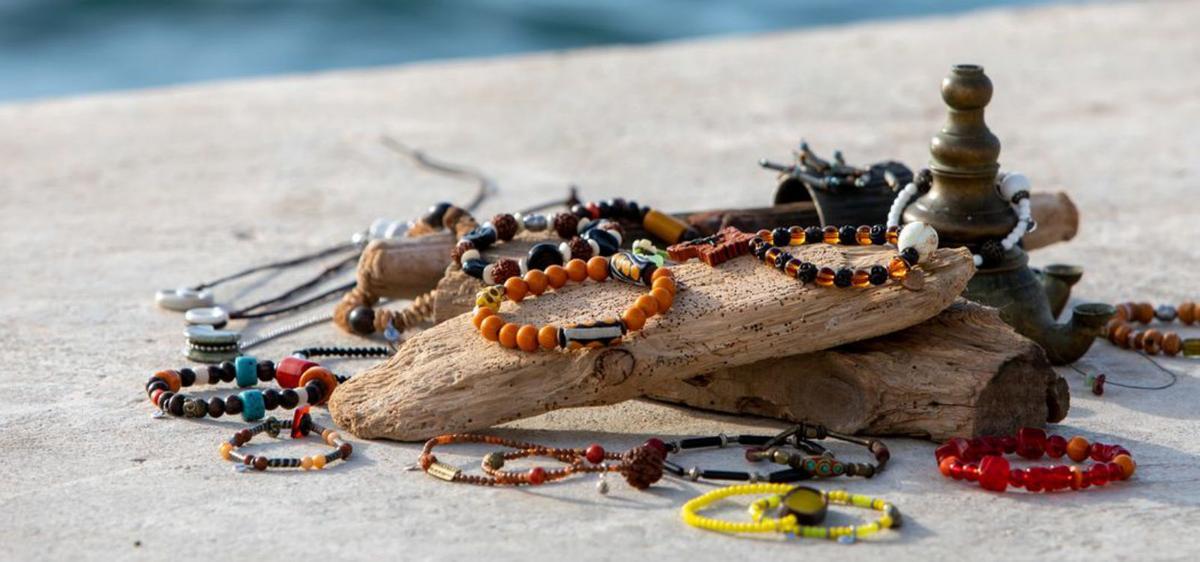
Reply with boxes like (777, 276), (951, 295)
(935, 428), (1136, 493)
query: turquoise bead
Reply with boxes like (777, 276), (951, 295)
(239, 389), (265, 422)
(234, 356), (258, 388)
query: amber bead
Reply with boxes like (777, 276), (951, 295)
(848, 270), (870, 288)
(1179, 301), (1196, 324)
(313, 455), (327, 470)
(635, 294), (659, 317)
(480, 316), (504, 341)
(855, 225), (872, 245)
(822, 225), (839, 244)
(1112, 454), (1136, 479)
(219, 442), (233, 460)
(504, 277), (528, 303)
(622, 306), (647, 331)
(498, 323), (520, 348)
(885, 226), (900, 245)
(784, 258), (801, 278)
(515, 325), (539, 352)
(1066, 436), (1090, 462)
(763, 247), (781, 265)
(524, 270), (548, 296)
(887, 256), (910, 280)
(1142, 329), (1163, 355)
(565, 259), (588, 283)
(789, 227), (806, 246)
(544, 265), (568, 289)
(1163, 332), (1182, 356)
(586, 257), (609, 282)
(815, 267), (836, 287)
(650, 287), (674, 312)
(538, 325), (560, 349)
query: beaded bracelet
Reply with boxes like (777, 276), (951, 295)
(744, 221), (937, 289)
(451, 198), (698, 286)
(745, 424), (890, 478)
(146, 355), (344, 422)
(659, 433), (824, 483)
(219, 409), (351, 472)
(419, 433), (665, 491)
(1103, 301), (1200, 357)
(470, 251), (676, 352)
(934, 427), (1136, 493)
(680, 483), (901, 544)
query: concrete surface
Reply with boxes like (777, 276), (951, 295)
(2, 0), (1199, 560)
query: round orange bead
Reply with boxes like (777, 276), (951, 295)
(516, 325), (539, 352)
(1066, 436), (1090, 462)
(544, 265), (568, 289)
(1112, 454), (1136, 479)
(298, 367), (338, 404)
(538, 325), (560, 349)
(565, 259), (588, 283)
(650, 287), (673, 312)
(652, 276), (676, 296)
(471, 307), (494, 330)
(152, 370), (182, 392)
(480, 316), (505, 341)
(651, 267), (674, 282)
(622, 306), (646, 331)
(524, 270), (548, 296)
(635, 294), (659, 317)
(586, 257), (609, 282)
(498, 323), (520, 348)
(938, 456), (957, 477)
(504, 277), (528, 303)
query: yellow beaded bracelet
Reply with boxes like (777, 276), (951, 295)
(680, 483), (901, 544)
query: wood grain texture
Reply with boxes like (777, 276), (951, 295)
(328, 242), (975, 441)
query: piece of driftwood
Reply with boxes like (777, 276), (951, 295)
(647, 300), (1066, 441)
(328, 244), (975, 441)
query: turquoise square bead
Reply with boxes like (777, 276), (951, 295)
(234, 356), (258, 388)
(239, 389), (265, 422)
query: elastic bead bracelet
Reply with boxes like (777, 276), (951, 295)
(219, 409), (351, 472)
(470, 251), (676, 351)
(934, 427), (1137, 493)
(745, 221), (937, 289)
(680, 483), (901, 544)
(745, 424), (891, 478)
(659, 433), (825, 483)
(1102, 301), (1200, 357)
(419, 434), (666, 492)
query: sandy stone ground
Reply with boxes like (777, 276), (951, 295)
(1, 0), (1198, 560)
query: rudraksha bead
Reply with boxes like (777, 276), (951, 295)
(491, 213), (519, 241)
(553, 212), (579, 239)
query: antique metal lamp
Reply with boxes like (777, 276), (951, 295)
(902, 64), (1114, 365)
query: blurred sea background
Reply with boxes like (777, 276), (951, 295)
(0, 0), (1073, 102)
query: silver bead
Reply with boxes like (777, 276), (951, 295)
(522, 213), (548, 232)
(1156, 305), (1178, 322)
(718, 433), (729, 448)
(596, 477), (610, 495)
(687, 466), (701, 481)
(748, 472), (763, 483)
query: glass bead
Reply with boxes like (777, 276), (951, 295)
(1045, 435), (1068, 458)
(838, 225), (857, 245)
(963, 463), (980, 482)
(856, 226), (873, 245)
(1008, 468), (1025, 488)
(949, 462), (966, 480)
(822, 226), (839, 244)
(789, 226), (806, 246)
(868, 265), (888, 285)
(1086, 464), (1109, 487)
(1016, 427), (1047, 460)
(870, 224), (887, 245)
(1046, 465), (1072, 491)
(979, 456), (1010, 492)
(834, 268), (853, 288)
(887, 257), (909, 280)
(784, 258), (802, 278)
(797, 262), (818, 283)
(815, 267), (836, 287)
(886, 225), (900, 245)
(804, 226), (824, 245)
(1182, 338), (1200, 357)
(763, 247), (781, 265)
(771, 227), (791, 247)
(851, 269), (871, 288)
(1023, 467), (1045, 492)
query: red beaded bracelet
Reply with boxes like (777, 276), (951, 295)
(934, 428), (1136, 493)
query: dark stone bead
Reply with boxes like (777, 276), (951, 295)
(225, 395), (243, 415)
(583, 228), (619, 257)
(178, 367), (196, 387)
(900, 247), (920, 266)
(979, 239), (1005, 267)
(625, 200), (644, 220)
(208, 398), (225, 418)
(750, 238), (768, 259)
(597, 200), (613, 218)
(305, 384), (322, 405)
(157, 391), (175, 410)
(422, 202), (452, 227)
(253, 456), (269, 471)
(804, 226), (823, 245)
(834, 268), (854, 287)
(184, 399), (207, 418)
(218, 361), (237, 383)
(797, 262), (818, 283)
(167, 394), (186, 417)
(461, 258), (488, 279)
(490, 214), (518, 241)
(279, 389), (299, 409)
(609, 198), (627, 215)
(146, 380), (168, 394)
(571, 204), (590, 218)
(869, 265), (889, 285)
(236, 429), (253, 446)
(526, 242), (564, 271)
(298, 413), (314, 436)
(870, 224), (887, 245)
(262, 389), (281, 410)
(206, 365), (223, 384)
(462, 225), (497, 250)
(915, 168), (933, 190)
(348, 306), (376, 335)
(773, 251), (790, 270)
(256, 360), (275, 381)
(338, 443), (353, 459)
(771, 227), (791, 247)
(838, 226), (857, 245)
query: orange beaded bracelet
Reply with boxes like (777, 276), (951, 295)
(470, 250), (675, 352)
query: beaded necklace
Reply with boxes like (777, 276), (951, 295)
(1103, 301), (1200, 357)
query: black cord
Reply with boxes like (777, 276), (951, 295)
(1068, 353), (1179, 391)
(192, 241), (359, 291)
(228, 252), (361, 317)
(234, 280), (358, 320)
(380, 135), (495, 213)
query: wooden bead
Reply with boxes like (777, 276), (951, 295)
(1179, 301), (1196, 325)
(504, 277), (528, 303)
(1111, 324), (1132, 348)
(480, 316), (504, 341)
(498, 323), (520, 348)
(565, 259), (588, 283)
(1115, 303), (1133, 322)
(586, 257), (609, 282)
(1112, 454), (1136, 479)
(622, 306), (647, 331)
(1132, 331), (1145, 350)
(635, 294), (659, 317)
(650, 287), (673, 312)
(544, 265), (568, 289)
(652, 276), (676, 296)
(516, 325), (539, 352)
(1142, 329), (1162, 355)
(651, 268), (674, 282)
(538, 325), (560, 349)
(472, 307), (494, 329)
(524, 270), (548, 296)
(1134, 303), (1154, 324)
(1066, 437), (1090, 462)
(1163, 332), (1182, 356)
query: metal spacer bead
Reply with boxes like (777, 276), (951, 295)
(687, 466), (701, 481)
(718, 433), (729, 448)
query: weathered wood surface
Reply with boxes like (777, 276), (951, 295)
(647, 300), (1066, 441)
(328, 243), (975, 441)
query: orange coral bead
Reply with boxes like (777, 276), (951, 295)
(298, 367), (338, 404)
(1112, 454), (1136, 479)
(471, 307), (494, 330)
(586, 257), (609, 282)
(480, 316), (505, 341)
(524, 270), (548, 296)
(651, 267), (674, 282)
(516, 325), (539, 352)
(1066, 436), (1090, 462)
(939, 456), (957, 477)
(544, 265), (568, 289)
(498, 323), (520, 348)
(652, 276), (676, 296)
(622, 306), (647, 331)
(538, 325), (560, 349)
(504, 277), (528, 303)
(635, 294), (659, 317)
(152, 370), (182, 392)
(650, 287), (673, 312)
(565, 259), (588, 283)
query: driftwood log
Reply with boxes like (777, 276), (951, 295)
(328, 244), (975, 441)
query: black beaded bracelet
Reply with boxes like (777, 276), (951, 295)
(658, 432), (829, 483)
(745, 424), (891, 478)
(146, 357), (340, 423)
(219, 410), (352, 472)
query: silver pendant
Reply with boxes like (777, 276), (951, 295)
(155, 287), (214, 312)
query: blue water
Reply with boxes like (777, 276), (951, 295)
(0, 0), (1063, 102)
